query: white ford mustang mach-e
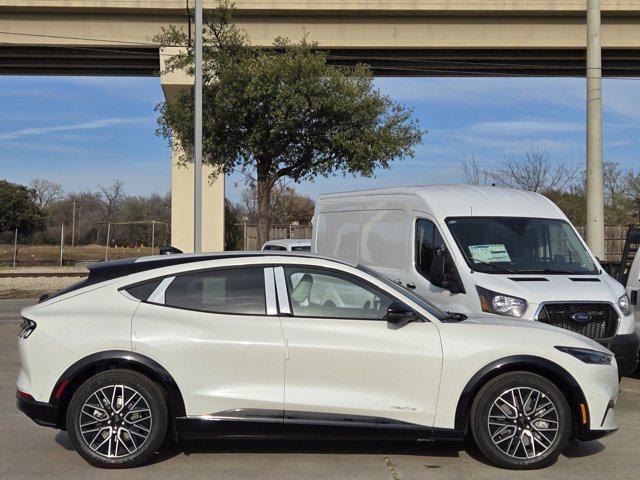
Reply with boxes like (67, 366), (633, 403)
(16, 253), (618, 469)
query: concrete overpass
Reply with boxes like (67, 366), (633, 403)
(2, 1), (640, 252)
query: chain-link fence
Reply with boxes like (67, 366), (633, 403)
(0, 220), (170, 267)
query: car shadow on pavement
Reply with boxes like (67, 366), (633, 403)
(562, 440), (605, 459)
(155, 438), (465, 464)
(54, 430), (605, 467)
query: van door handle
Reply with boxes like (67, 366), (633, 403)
(406, 282), (416, 289)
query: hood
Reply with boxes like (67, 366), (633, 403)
(460, 313), (610, 353)
(471, 271), (626, 304)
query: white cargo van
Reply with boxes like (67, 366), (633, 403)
(313, 185), (639, 374)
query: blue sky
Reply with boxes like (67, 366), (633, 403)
(0, 75), (638, 203)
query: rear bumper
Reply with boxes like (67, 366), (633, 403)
(16, 393), (59, 428)
(599, 333), (639, 376)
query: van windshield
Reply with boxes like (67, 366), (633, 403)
(446, 217), (599, 275)
(357, 265), (447, 320)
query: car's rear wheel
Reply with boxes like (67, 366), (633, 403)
(66, 369), (168, 468)
(470, 371), (571, 469)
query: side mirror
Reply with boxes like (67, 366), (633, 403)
(385, 302), (420, 328)
(430, 246), (464, 294)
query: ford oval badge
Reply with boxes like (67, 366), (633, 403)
(571, 312), (592, 323)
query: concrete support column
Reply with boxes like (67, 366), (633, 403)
(170, 138), (224, 253)
(586, 0), (605, 259)
(162, 47), (224, 253)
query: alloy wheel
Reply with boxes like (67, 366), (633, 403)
(487, 386), (560, 460)
(78, 384), (153, 459)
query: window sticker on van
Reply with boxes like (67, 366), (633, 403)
(468, 244), (511, 263)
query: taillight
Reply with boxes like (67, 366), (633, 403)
(18, 318), (37, 339)
(17, 389), (33, 400)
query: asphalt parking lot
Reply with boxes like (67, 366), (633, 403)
(1, 299), (639, 480)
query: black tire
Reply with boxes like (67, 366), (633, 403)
(66, 369), (168, 468)
(470, 371), (571, 470)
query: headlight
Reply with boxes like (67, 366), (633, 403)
(476, 286), (527, 317)
(556, 346), (613, 365)
(618, 294), (631, 316)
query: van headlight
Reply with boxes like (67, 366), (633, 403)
(618, 294), (631, 316)
(556, 346), (613, 365)
(477, 286), (527, 317)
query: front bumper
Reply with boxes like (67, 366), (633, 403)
(599, 333), (639, 376)
(16, 392), (59, 428)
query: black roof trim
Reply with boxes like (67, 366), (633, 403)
(88, 251), (354, 284)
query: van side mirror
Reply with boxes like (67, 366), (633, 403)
(430, 246), (464, 294)
(385, 302), (420, 328)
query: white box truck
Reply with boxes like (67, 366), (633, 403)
(312, 185), (639, 374)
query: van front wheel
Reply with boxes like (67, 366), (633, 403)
(470, 371), (571, 469)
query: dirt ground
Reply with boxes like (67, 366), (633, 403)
(0, 244), (157, 266)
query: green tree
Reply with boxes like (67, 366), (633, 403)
(155, 1), (423, 245)
(0, 180), (46, 237)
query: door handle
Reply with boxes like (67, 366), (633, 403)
(406, 282), (416, 290)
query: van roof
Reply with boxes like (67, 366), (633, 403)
(316, 184), (566, 220)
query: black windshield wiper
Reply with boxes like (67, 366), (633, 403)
(469, 258), (515, 274)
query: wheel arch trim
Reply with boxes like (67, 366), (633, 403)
(453, 355), (589, 434)
(50, 350), (186, 429)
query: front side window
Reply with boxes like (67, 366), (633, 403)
(284, 267), (392, 320)
(446, 217), (598, 275)
(415, 219), (447, 281)
(291, 245), (311, 252)
(164, 267), (266, 315)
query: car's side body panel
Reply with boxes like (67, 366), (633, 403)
(434, 321), (620, 433)
(18, 284), (138, 402)
(281, 317), (442, 427)
(132, 301), (286, 417)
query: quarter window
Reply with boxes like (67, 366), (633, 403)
(284, 267), (392, 320)
(125, 279), (162, 301)
(415, 219), (446, 281)
(164, 267), (266, 315)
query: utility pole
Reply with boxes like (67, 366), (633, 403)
(12, 228), (18, 268)
(71, 196), (77, 247)
(194, 0), (203, 253)
(105, 222), (111, 262)
(586, 0), (605, 259)
(59, 225), (64, 267)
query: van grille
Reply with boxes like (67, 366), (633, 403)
(536, 303), (618, 340)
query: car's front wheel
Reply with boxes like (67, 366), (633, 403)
(470, 371), (571, 469)
(66, 369), (168, 468)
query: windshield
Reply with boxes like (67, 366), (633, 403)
(357, 265), (447, 320)
(446, 217), (599, 275)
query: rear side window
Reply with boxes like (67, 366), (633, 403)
(291, 246), (311, 251)
(164, 267), (266, 315)
(125, 279), (163, 301)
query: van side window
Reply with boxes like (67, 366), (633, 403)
(415, 219), (445, 281)
(164, 267), (266, 315)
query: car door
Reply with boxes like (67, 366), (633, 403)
(276, 265), (442, 427)
(132, 265), (285, 417)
